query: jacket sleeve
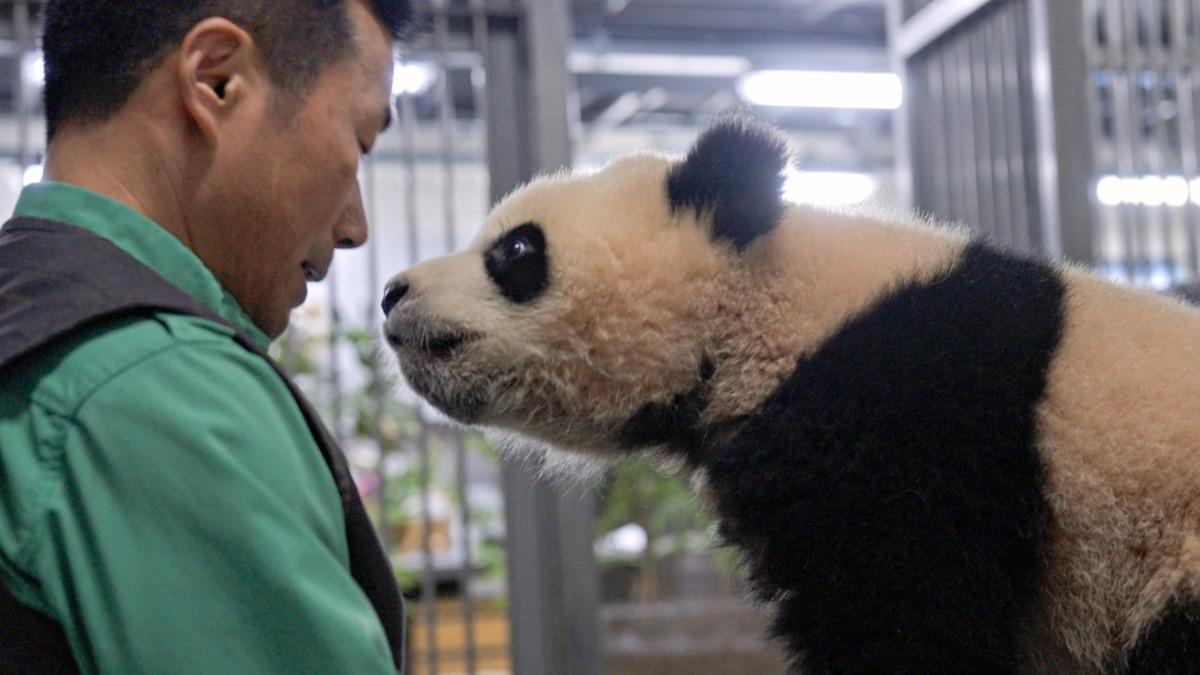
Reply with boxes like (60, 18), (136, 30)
(27, 339), (399, 675)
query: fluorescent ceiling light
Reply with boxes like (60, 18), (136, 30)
(569, 52), (752, 78)
(23, 51), (43, 88)
(1097, 174), (1198, 207)
(738, 70), (903, 110)
(393, 61), (437, 96)
(784, 169), (877, 207)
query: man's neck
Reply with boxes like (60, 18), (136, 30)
(42, 116), (194, 250)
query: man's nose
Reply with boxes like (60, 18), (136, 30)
(334, 181), (368, 249)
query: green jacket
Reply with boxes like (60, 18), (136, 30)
(0, 183), (397, 673)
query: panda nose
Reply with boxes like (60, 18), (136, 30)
(381, 279), (409, 316)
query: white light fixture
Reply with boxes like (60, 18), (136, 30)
(1096, 175), (1125, 206)
(569, 52), (752, 78)
(784, 169), (877, 206)
(22, 163), (43, 186)
(1163, 176), (1190, 207)
(1097, 174), (1200, 207)
(738, 70), (903, 110)
(392, 61), (436, 97)
(1139, 175), (1166, 207)
(22, 51), (44, 89)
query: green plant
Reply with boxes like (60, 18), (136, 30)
(596, 458), (718, 601)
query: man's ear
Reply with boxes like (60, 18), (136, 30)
(667, 113), (791, 250)
(177, 18), (258, 141)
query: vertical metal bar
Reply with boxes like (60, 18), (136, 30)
(1171, 0), (1190, 280)
(430, 2), (479, 673)
(1084, 0), (1121, 275)
(1108, 0), (1140, 279)
(398, 80), (440, 675)
(999, 1), (1034, 252)
(363, 152), (392, 554)
(1014, 0), (1040, 249)
(327, 269), (343, 441)
(947, 29), (974, 229)
(1144, 0), (1172, 285)
(985, 7), (1015, 247)
(471, 0), (494, 222)
(1167, 2), (1188, 282)
(969, 14), (998, 241)
(434, 0), (459, 256)
(943, 44), (966, 222)
(483, 1), (602, 672)
(1176, 6), (1200, 274)
(1028, 0), (1097, 262)
(1127, 0), (1152, 281)
(926, 52), (954, 217)
(958, 27), (983, 231)
(451, 435), (477, 675)
(908, 59), (933, 213)
(887, 0), (916, 212)
(14, 0), (32, 174)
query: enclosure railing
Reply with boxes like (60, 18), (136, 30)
(893, 0), (1200, 288)
(323, 1), (602, 674)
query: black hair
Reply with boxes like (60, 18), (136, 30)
(40, 0), (411, 140)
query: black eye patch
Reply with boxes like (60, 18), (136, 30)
(485, 222), (549, 304)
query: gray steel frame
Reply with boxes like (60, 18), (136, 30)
(890, 0), (1097, 264)
(1028, 0), (1095, 262)
(482, 1), (603, 674)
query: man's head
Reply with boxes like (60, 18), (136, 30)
(42, 0), (410, 140)
(40, 0), (410, 338)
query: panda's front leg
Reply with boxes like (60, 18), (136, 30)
(762, 559), (1035, 675)
(703, 433), (1048, 675)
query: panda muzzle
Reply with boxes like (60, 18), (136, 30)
(385, 318), (478, 361)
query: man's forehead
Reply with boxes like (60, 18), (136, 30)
(350, 2), (396, 81)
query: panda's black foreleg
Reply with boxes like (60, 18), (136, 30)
(787, 640), (1023, 675)
(770, 591), (1026, 675)
(1123, 597), (1200, 675)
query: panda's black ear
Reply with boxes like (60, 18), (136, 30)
(667, 113), (790, 250)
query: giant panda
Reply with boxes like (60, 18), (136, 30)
(381, 114), (1200, 674)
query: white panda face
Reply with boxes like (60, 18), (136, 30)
(384, 115), (792, 455)
(384, 153), (728, 452)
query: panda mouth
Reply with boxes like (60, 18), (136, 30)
(421, 333), (474, 360)
(386, 325), (478, 361)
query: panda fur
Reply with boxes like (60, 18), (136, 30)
(383, 115), (1200, 674)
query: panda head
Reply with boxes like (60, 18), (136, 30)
(383, 114), (792, 455)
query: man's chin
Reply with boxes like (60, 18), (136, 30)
(252, 306), (292, 342)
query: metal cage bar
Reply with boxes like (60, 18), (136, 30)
(896, 0), (1200, 279)
(480, 1), (602, 672)
(891, 0), (1096, 264)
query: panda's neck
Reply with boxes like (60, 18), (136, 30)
(700, 207), (967, 425)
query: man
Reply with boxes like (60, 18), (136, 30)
(0, 1), (410, 672)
